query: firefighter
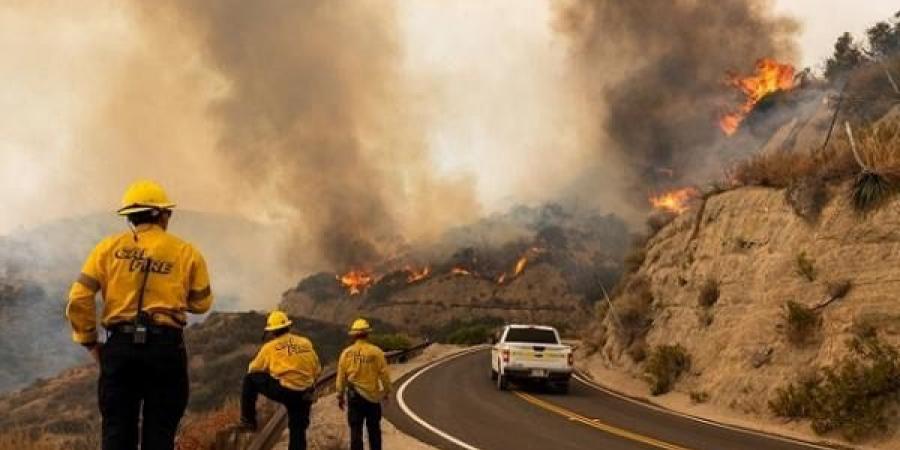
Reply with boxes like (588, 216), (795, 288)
(239, 310), (322, 450)
(336, 318), (391, 450)
(66, 180), (214, 450)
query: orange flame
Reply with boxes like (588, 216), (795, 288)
(405, 266), (431, 283)
(451, 267), (472, 276)
(649, 187), (699, 214)
(719, 58), (795, 135)
(513, 256), (528, 277)
(337, 269), (375, 295)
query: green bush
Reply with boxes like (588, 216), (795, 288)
(770, 336), (900, 441)
(428, 317), (504, 345)
(644, 344), (691, 396)
(784, 301), (821, 345)
(369, 333), (413, 352)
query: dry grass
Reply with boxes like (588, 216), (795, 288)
(176, 400), (241, 450)
(770, 336), (900, 441)
(0, 431), (55, 450)
(612, 276), (655, 346)
(729, 121), (900, 214)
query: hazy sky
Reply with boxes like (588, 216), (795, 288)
(773, 0), (899, 69)
(1, 1), (898, 233)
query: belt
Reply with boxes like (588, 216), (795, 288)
(106, 323), (183, 339)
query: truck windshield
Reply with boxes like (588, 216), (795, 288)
(505, 328), (558, 344)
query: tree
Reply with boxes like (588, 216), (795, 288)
(866, 19), (900, 58)
(825, 32), (867, 82)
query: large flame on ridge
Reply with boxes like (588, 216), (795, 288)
(719, 58), (795, 135)
(650, 187), (699, 214)
(337, 269), (375, 295)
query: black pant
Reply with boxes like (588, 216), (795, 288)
(99, 330), (189, 450)
(241, 372), (313, 450)
(347, 391), (382, 450)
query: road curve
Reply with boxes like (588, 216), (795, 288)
(385, 348), (834, 450)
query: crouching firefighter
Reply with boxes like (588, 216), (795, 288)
(336, 319), (392, 450)
(239, 310), (322, 450)
(65, 180), (214, 450)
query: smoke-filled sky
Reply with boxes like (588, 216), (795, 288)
(0, 0), (895, 271)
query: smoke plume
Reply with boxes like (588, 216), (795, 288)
(129, 1), (477, 272)
(553, 0), (799, 203)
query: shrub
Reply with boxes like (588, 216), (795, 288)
(826, 279), (852, 301)
(697, 278), (720, 308)
(784, 301), (821, 345)
(612, 276), (655, 346)
(851, 171), (894, 212)
(794, 252), (817, 282)
(690, 390), (710, 404)
(644, 344), (691, 395)
(428, 317), (504, 345)
(369, 333), (413, 352)
(769, 336), (900, 441)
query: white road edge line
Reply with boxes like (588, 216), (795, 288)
(396, 346), (488, 450)
(572, 373), (835, 450)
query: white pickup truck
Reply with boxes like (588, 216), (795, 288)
(490, 324), (573, 393)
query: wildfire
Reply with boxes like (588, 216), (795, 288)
(719, 57), (795, 135)
(513, 255), (528, 277)
(337, 269), (375, 295)
(451, 267), (472, 276)
(649, 187), (699, 214)
(405, 266), (431, 283)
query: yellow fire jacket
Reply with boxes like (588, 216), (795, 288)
(66, 224), (214, 344)
(336, 340), (392, 403)
(248, 333), (322, 391)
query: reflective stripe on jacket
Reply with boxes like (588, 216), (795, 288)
(66, 224), (213, 344)
(248, 333), (322, 391)
(336, 340), (391, 403)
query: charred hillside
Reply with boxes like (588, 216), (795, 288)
(280, 204), (630, 334)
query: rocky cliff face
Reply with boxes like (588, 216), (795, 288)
(585, 183), (900, 414)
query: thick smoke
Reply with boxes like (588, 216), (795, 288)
(131, 1), (477, 272)
(553, 0), (799, 203)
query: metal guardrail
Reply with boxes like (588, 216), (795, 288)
(215, 341), (432, 450)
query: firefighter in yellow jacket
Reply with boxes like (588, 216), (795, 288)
(66, 180), (213, 450)
(240, 310), (322, 450)
(336, 319), (391, 450)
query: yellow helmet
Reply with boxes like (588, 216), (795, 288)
(117, 180), (176, 216)
(348, 318), (371, 336)
(265, 310), (292, 332)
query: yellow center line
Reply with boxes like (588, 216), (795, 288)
(513, 391), (693, 450)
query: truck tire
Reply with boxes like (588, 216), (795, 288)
(555, 380), (570, 394)
(497, 372), (508, 391)
(491, 369), (498, 381)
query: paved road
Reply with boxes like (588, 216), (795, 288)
(385, 348), (834, 450)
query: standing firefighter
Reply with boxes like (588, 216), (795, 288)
(240, 310), (322, 450)
(336, 319), (392, 450)
(66, 180), (214, 450)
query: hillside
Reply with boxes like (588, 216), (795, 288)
(280, 205), (630, 335)
(580, 95), (900, 443)
(0, 312), (349, 449)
